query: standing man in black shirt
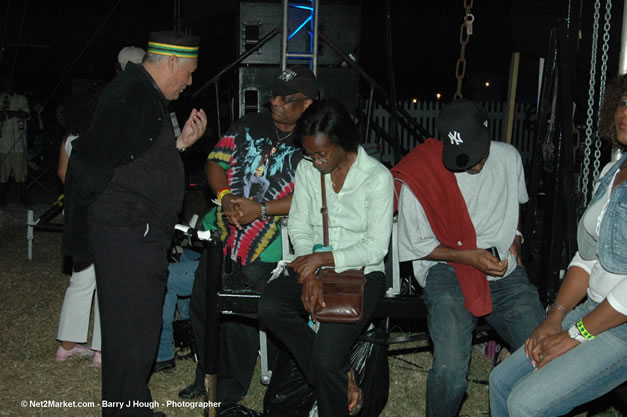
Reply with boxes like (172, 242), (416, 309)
(63, 31), (207, 417)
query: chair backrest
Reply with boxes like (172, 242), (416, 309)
(279, 217), (296, 262)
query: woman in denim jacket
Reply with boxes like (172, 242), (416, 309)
(489, 75), (627, 416)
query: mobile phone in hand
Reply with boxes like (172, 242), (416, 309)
(487, 247), (500, 260)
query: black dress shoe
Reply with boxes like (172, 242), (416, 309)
(152, 358), (176, 374)
(178, 382), (206, 400)
(153, 412), (166, 417)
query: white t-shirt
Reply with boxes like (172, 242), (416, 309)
(0, 93), (29, 153)
(65, 134), (79, 158)
(397, 141), (528, 286)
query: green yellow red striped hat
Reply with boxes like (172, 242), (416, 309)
(147, 31), (200, 58)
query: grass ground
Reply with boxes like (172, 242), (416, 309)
(0, 201), (623, 417)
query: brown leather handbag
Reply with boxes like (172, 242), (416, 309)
(313, 173), (366, 323)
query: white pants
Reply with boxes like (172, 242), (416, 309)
(0, 152), (27, 182)
(56, 264), (101, 350)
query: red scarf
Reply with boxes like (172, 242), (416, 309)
(391, 138), (492, 316)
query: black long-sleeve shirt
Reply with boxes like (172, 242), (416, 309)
(63, 63), (183, 267)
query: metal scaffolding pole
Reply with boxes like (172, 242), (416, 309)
(619, 0), (627, 74)
(280, 0), (319, 73)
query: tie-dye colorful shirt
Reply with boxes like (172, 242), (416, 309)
(207, 112), (302, 265)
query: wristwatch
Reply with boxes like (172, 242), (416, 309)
(260, 202), (268, 221)
(568, 323), (588, 343)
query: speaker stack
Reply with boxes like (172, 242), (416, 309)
(237, 1), (361, 116)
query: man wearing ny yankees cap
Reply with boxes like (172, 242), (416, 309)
(391, 99), (544, 417)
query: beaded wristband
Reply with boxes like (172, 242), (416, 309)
(576, 319), (595, 340)
(217, 188), (232, 204)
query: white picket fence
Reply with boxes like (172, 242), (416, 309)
(365, 101), (535, 165)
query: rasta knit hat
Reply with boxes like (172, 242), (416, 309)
(147, 31), (200, 58)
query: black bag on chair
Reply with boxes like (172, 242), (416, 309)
(264, 328), (390, 417)
(351, 326), (390, 417)
(263, 350), (316, 417)
(217, 404), (261, 417)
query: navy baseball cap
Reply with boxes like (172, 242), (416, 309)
(271, 66), (319, 99)
(437, 100), (491, 171)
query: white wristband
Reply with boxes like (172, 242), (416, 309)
(516, 230), (524, 244)
(568, 323), (588, 343)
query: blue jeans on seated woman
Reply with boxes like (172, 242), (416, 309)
(489, 298), (627, 417)
(423, 263), (544, 417)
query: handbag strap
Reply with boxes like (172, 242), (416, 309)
(320, 173), (329, 247)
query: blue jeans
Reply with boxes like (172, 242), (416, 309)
(489, 298), (627, 417)
(424, 263), (544, 417)
(156, 249), (200, 362)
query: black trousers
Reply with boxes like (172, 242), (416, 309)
(189, 259), (279, 403)
(258, 269), (386, 417)
(218, 261), (280, 403)
(90, 223), (170, 417)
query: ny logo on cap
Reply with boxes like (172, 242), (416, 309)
(448, 131), (463, 145)
(278, 69), (298, 82)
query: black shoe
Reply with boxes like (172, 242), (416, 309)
(152, 358), (176, 374)
(178, 382), (206, 400)
(153, 412), (166, 417)
(175, 347), (196, 361)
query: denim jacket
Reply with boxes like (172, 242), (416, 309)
(577, 153), (627, 274)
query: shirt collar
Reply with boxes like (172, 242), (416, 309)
(353, 145), (367, 170)
(127, 62), (169, 106)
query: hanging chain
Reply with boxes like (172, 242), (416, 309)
(594, 0), (612, 182)
(454, 0), (474, 100)
(597, 0), (612, 114)
(581, 0), (601, 207)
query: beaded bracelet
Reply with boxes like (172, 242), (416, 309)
(576, 319), (595, 340)
(217, 188), (232, 204)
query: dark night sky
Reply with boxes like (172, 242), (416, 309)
(1, 0), (624, 109)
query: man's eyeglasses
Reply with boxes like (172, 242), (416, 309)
(302, 154), (322, 163)
(271, 94), (309, 105)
